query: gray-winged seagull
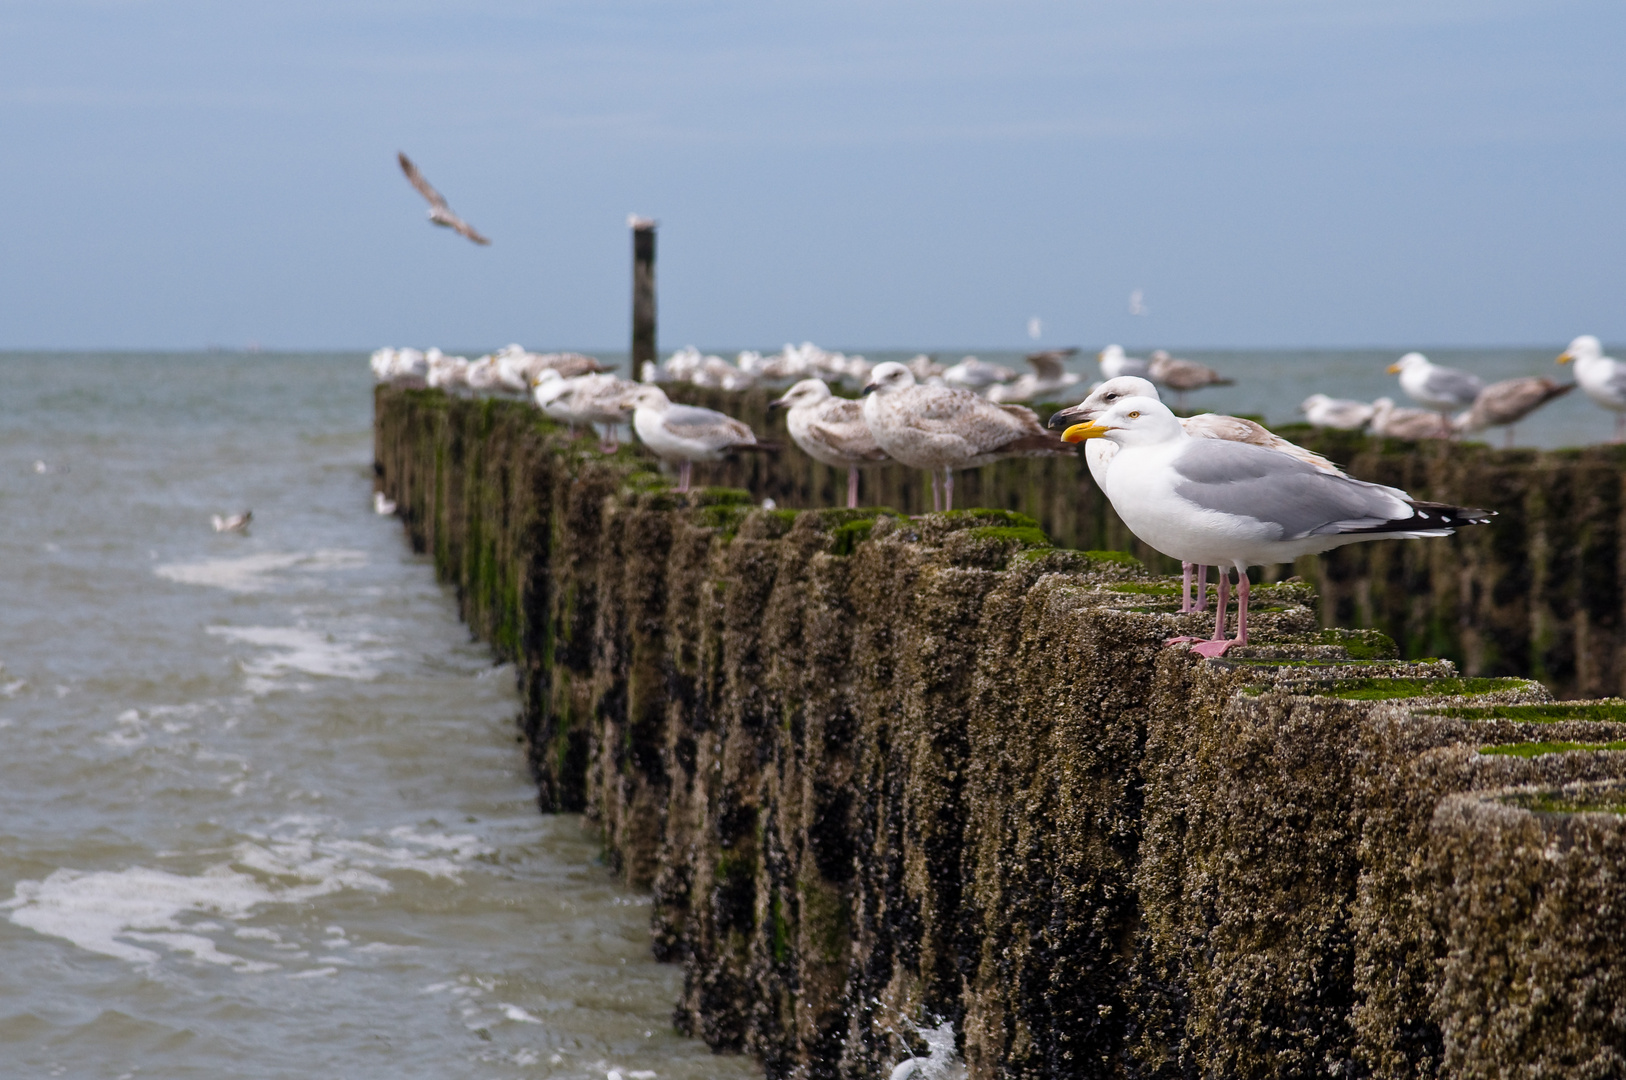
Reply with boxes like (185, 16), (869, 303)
(1063, 395), (1490, 656)
(398, 152), (492, 245)
(769, 378), (890, 509)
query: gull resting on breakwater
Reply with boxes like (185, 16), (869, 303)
(630, 386), (776, 492)
(1148, 350), (1233, 409)
(1300, 394), (1376, 430)
(1052, 376), (1343, 614)
(398, 152), (491, 245)
(1558, 335), (1626, 442)
(770, 378), (890, 509)
(1453, 377), (1574, 447)
(986, 349), (1082, 404)
(1063, 395), (1490, 656)
(1387, 352), (1481, 435)
(1368, 397), (1451, 440)
(861, 361), (1070, 512)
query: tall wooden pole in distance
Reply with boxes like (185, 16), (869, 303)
(630, 216), (657, 377)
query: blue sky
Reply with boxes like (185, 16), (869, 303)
(0, 1), (1620, 350)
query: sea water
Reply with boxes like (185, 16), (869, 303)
(0, 352), (759, 1079)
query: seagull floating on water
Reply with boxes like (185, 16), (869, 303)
(373, 491), (397, 515)
(1062, 396), (1491, 656)
(1454, 377), (1574, 448)
(770, 379), (890, 509)
(861, 362), (1071, 512)
(1557, 335), (1626, 442)
(211, 511), (252, 534)
(629, 386), (777, 492)
(1387, 352), (1480, 436)
(398, 152), (491, 246)
(1052, 376), (1343, 615)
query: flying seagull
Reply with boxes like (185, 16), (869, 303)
(397, 152), (491, 245)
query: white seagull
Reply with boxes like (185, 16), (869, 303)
(1557, 335), (1626, 441)
(769, 379), (890, 509)
(1387, 352), (1481, 435)
(941, 356), (1017, 392)
(1097, 344), (1150, 380)
(629, 386), (776, 492)
(398, 152), (491, 246)
(1063, 396), (1490, 656)
(986, 349), (1082, 404)
(373, 491), (397, 515)
(1052, 376), (1343, 615)
(211, 511), (252, 534)
(861, 361), (1070, 512)
(1300, 394), (1376, 430)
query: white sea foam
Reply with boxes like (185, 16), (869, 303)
(4, 816), (491, 972)
(154, 549), (367, 594)
(206, 625), (390, 685)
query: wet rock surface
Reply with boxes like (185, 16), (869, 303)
(376, 386), (1626, 1079)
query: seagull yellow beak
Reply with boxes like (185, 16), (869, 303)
(1385, 362), (1402, 374)
(1557, 352), (1573, 365)
(1062, 421), (1111, 443)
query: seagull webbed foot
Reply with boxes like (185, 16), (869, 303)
(1188, 639), (1240, 658)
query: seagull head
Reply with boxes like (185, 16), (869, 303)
(1098, 344), (1124, 364)
(1047, 376), (1161, 431)
(769, 378), (832, 412)
(1060, 396), (1181, 446)
(1558, 335), (1602, 365)
(862, 362), (916, 396)
(627, 385), (671, 411)
(1387, 352), (1428, 375)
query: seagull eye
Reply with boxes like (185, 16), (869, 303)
(1127, 411), (1140, 419)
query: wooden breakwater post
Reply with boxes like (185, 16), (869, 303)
(374, 384), (1626, 1079)
(630, 216), (657, 375)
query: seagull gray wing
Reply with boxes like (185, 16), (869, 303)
(662, 403), (754, 444)
(1170, 439), (1422, 539)
(398, 153), (447, 209)
(444, 212), (492, 246)
(1422, 366), (1483, 403)
(805, 402), (887, 461)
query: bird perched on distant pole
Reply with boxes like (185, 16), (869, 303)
(1557, 335), (1626, 442)
(397, 152), (491, 245)
(1387, 352), (1481, 436)
(769, 379), (890, 509)
(1453, 377), (1574, 448)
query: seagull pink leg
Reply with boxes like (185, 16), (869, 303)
(1190, 572), (1248, 657)
(1166, 564), (1220, 647)
(677, 462), (692, 493)
(943, 469), (954, 511)
(1196, 565), (1209, 612)
(929, 472), (941, 513)
(847, 465), (860, 510)
(1180, 563), (1194, 613)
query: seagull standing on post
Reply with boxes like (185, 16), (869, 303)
(397, 152), (492, 246)
(770, 379), (890, 509)
(1387, 352), (1481, 436)
(1557, 335), (1626, 442)
(1061, 396), (1491, 657)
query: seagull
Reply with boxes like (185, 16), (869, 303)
(629, 386), (777, 492)
(1454, 377), (1574, 448)
(941, 356), (1017, 391)
(1098, 344), (1149, 380)
(1052, 376), (1344, 615)
(536, 373), (641, 451)
(1557, 335), (1626, 442)
(1387, 352), (1481, 436)
(211, 511), (252, 534)
(397, 152), (491, 246)
(1062, 395), (1491, 656)
(985, 349), (1083, 404)
(861, 361), (1071, 512)
(373, 491), (398, 515)
(1147, 350), (1233, 410)
(1300, 394), (1376, 430)
(769, 378), (890, 509)
(1128, 289), (1148, 316)
(1368, 396), (1451, 440)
